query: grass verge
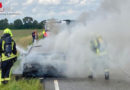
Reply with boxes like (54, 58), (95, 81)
(0, 78), (43, 90)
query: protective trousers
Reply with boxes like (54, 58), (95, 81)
(88, 54), (109, 76)
(0, 58), (16, 85)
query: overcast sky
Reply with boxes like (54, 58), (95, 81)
(0, 0), (101, 22)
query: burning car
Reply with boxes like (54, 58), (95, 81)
(22, 52), (66, 78)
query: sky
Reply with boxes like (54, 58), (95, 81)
(0, 0), (101, 22)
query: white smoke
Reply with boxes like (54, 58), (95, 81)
(14, 0), (130, 78)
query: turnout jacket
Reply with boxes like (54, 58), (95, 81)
(0, 34), (17, 61)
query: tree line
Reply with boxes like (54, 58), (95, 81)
(0, 17), (46, 30)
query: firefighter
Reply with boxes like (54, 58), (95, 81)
(32, 31), (35, 43)
(88, 35), (109, 80)
(35, 30), (38, 41)
(43, 29), (45, 38)
(32, 30), (39, 44)
(0, 28), (17, 85)
(43, 29), (48, 38)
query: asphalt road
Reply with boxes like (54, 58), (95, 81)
(43, 70), (130, 90)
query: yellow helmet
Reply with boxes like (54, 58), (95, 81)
(3, 28), (13, 37)
(97, 35), (103, 42)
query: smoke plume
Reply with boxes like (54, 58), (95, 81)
(14, 0), (130, 78)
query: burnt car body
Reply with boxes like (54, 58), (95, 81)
(22, 52), (66, 78)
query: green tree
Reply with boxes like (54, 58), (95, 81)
(38, 20), (46, 29)
(8, 23), (14, 29)
(32, 20), (38, 29)
(14, 19), (23, 29)
(0, 18), (9, 30)
(23, 17), (33, 29)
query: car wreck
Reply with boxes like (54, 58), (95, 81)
(22, 52), (66, 78)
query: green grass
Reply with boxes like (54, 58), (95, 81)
(0, 29), (43, 48)
(0, 29), (44, 90)
(0, 78), (43, 90)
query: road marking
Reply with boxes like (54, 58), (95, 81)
(54, 80), (60, 90)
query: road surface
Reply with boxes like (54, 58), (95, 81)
(43, 70), (130, 90)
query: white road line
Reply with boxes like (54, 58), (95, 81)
(54, 80), (60, 90)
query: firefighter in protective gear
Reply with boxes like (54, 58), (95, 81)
(43, 29), (48, 38)
(32, 31), (35, 43)
(91, 35), (107, 56)
(43, 29), (45, 38)
(88, 35), (109, 80)
(0, 28), (17, 85)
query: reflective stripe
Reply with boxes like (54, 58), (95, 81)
(4, 78), (10, 81)
(1, 79), (4, 81)
(96, 49), (100, 55)
(0, 64), (12, 85)
(94, 40), (98, 47)
(0, 70), (1, 85)
(1, 40), (17, 61)
(0, 69), (12, 85)
(2, 40), (5, 50)
(2, 40), (14, 50)
(12, 41), (14, 50)
(94, 40), (107, 56)
(0, 70), (5, 85)
(2, 53), (17, 61)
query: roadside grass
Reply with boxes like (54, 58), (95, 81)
(0, 29), (44, 90)
(0, 78), (43, 90)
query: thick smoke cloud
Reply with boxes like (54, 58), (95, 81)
(14, 0), (130, 78)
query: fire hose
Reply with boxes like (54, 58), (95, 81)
(25, 40), (42, 56)
(26, 44), (34, 56)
